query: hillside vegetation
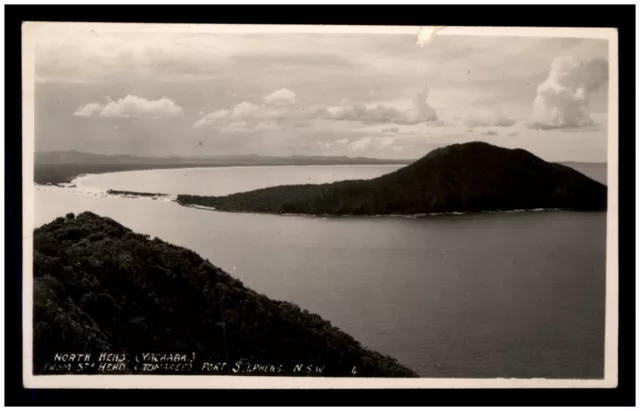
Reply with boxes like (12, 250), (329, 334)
(33, 212), (417, 377)
(177, 142), (607, 215)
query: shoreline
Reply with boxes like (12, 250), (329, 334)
(35, 162), (409, 186)
(36, 161), (607, 220)
(65, 164), (407, 194)
(177, 202), (589, 219)
(43, 160), (606, 192)
(36, 184), (594, 219)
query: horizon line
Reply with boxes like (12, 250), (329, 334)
(34, 149), (609, 165)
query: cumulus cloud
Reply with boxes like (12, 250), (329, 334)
(74, 95), (184, 119)
(229, 101), (264, 118)
(195, 86), (439, 130)
(194, 103), (326, 130)
(410, 87), (439, 123)
(195, 99), (297, 128)
(530, 56), (608, 129)
(195, 88), (303, 129)
(329, 86), (438, 125)
(348, 136), (397, 152)
(263, 88), (296, 106)
(330, 104), (405, 124)
(463, 108), (516, 128)
(73, 102), (104, 117)
(101, 95), (184, 118)
(194, 102), (288, 129)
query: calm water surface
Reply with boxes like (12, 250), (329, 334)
(75, 165), (405, 196)
(35, 164), (607, 378)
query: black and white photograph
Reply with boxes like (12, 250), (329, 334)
(21, 22), (618, 389)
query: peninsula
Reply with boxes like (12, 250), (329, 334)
(176, 142), (608, 216)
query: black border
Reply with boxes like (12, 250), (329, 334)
(5, 4), (636, 407)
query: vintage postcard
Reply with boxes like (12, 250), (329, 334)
(22, 23), (618, 389)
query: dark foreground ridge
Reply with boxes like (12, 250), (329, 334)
(177, 142), (607, 215)
(33, 212), (417, 377)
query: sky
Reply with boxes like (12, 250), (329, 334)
(32, 25), (611, 162)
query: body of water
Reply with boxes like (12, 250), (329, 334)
(74, 164), (405, 196)
(34, 164), (607, 378)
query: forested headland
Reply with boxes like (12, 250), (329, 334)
(33, 212), (417, 377)
(177, 142), (607, 216)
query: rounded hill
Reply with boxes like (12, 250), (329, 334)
(177, 142), (607, 215)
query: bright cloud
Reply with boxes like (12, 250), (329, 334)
(263, 88), (296, 106)
(332, 138), (350, 146)
(530, 56), (608, 130)
(230, 102), (265, 119)
(194, 89), (302, 129)
(195, 86), (440, 130)
(194, 102), (288, 129)
(100, 95), (184, 118)
(411, 87), (439, 122)
(35, 27), (609, 162)
(330, 86), (438, 125)
(73, 102), (104, 117)
(73, 95), (184, 119)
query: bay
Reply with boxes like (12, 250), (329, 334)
(33, 164), (607, 378)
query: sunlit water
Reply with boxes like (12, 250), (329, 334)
(34, 164), (607, 378)
(73, 165), (406, 197)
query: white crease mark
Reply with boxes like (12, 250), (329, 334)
(417, 26), (447, 47)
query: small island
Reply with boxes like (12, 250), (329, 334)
(33, 212), (417, 377)
(107, 189), (168, 198)
(176, 142), (607, 216)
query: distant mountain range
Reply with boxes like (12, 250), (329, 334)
(34, 150), (607, 167)
(34, 149), (606, 187)
(35, 150), (412, 166)
(177, 142), (607, 215)
(34, 151), (414, 185)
